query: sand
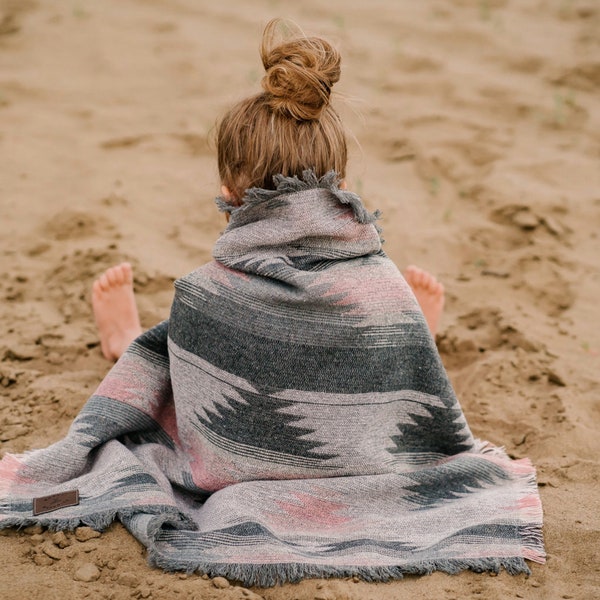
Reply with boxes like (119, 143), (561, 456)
(0, 0), (599, 598)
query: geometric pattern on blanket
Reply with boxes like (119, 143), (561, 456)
(0, 172), (545, 586)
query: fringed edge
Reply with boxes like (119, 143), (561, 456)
(0, 504), (194, 535)
(214, 196), (238, 214)
(473, 438), (509, 457)
(516, 472), (546, 565)
(472, 438), (546, 566)
(0, 512), (116, 533)
(147, 554), (534, 588)
(520, 523), (546, 564)
(215, 170), (381, 226)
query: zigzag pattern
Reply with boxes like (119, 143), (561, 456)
(0, 173), (545, 586)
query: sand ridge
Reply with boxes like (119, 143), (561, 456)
(1, 1), (599, 599)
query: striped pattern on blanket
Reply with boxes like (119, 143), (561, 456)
(0, 172), (545, 586)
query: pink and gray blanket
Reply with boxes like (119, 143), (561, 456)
(0, 172), (545, 586)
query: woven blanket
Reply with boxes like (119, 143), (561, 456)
(0, 172), (545, 586)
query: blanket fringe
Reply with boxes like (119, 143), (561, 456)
(0, 504), (193, 535)
(473, 438), (508, 457)
(147, 554), (533, 588)
(216, 170), (381, 226)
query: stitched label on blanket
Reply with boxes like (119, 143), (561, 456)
(33, 490), (79, 516)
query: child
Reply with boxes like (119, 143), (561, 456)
(0, 19), (544, 586)
(92, 16), (444, 362)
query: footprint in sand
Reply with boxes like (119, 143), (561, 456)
(547, 61), (600, 92)
(43, 209), (115, 242)
(511, 255), (575, 317)
(438, 306), (542, 371)
(45, 248), (125, 323)
(487, 203), (570, 247)
(0, 0), (35, 37)
(392, 117), (510, 190)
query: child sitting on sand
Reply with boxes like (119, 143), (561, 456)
(91, 18), (444, 361)
(0, 19), (543, 586)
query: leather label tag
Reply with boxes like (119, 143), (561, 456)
(33, 490), (80, 516)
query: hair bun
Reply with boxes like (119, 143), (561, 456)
(260, 19), (341, 122)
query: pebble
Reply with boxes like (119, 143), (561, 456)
(547, 370), (566, 386)
(117, 572), (140, 588)
(512, 210), (539, 230)
(212, 576), (230, 589)
(47, 351), (63, 365)
(33, 552), (54, 567)
(52, 531), (70, 548)
(27, 242), (51, 257)
(240, 590), (263, 599)
(29, 534), (44, 545)
(1, 376), (14, 387)
(75, 526), (102, 542)
(542, 216), (565, 236)
(73, 563), (101, 582)
(41, 541), (63, 560)
(24, 524), (44, 535)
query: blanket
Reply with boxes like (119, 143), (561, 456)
(0, 171), (545, 586)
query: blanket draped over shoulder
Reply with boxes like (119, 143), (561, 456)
(0, 172), (545, 586)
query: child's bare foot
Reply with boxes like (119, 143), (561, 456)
(404, 265), (445, 336)
(92, 263), (142, 361)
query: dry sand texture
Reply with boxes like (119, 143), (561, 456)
(1, 0), (599, 599)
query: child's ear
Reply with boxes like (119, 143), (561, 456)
(221, 185), (233, 200)
(339, 180), (347, 190)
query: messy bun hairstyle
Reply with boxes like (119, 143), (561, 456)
(260, 21), (341, 121)
(217, 19), (347, 201)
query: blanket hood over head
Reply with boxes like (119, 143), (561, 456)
(0, 171), (545, 586)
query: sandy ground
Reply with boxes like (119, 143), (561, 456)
(1, 0), (599, 598)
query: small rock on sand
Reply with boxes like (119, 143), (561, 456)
(23, 524), (44, 535)
(117, 572), (140, 587)
(41, 541), (63, 560)
(51, 531), (70, 548)
(74, 527), (101, 542)
(73, 563), (101, 582)
(512, 210), (539, 230)
(33, 553), (54, 567)
(240, 589), (264, 599)
(212, 576), (230, 589)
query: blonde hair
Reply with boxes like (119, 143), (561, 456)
(217, 19), (347, 202)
